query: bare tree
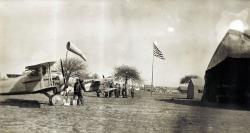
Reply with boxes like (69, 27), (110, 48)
(113, 65), (141, 90)
(57, 57), (87, 85)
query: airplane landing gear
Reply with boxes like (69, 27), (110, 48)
(44, 92), (64, 106)
(50, 95), (64, 106)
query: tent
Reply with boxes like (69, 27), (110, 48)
(202, 29), (250, 105)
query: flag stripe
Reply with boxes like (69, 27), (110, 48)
(153, 45), (161, 53)
(153, 52), (163, 56)
(153, 45), (163, 54)
(154, 53), (164, 58)
(153, 44), (165, 60)
(154, 51), (164, 57)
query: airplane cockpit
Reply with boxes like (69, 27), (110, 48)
(22, 61), (58, 91)
(27, 66), (46, 77)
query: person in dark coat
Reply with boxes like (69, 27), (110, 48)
(122, 84), (126, 98)
(115, 83), (121, 98)
(109, 82), (114, 98)
(73, 79), (80, 100)
(114, 83), (117, 98)
(117, 84), (121, 97)
(79, 79), (85, 105)
(131, 86), (135, 98)
(74, 78), (85, 105)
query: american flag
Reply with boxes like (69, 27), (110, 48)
(153, 42), (165, 60)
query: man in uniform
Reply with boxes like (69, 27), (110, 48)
(122, 84), (126, 98)
(131, 86), (135, 98)
(79, 79), (85, 105)
(74, 78), (85, 105)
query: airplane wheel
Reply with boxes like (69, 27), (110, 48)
(50, 95), (64, 106)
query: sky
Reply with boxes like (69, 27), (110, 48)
(0, 0), (250, 86)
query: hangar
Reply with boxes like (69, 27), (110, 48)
(202, 29), (250, 106)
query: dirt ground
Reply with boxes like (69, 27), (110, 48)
(0, 91), (250, 133)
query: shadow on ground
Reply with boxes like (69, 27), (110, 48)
(156, 98), (250, 111)
(0, 98), (42, 108)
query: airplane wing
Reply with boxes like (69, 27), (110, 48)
(103, 87), (117, 92)
(25, 61), (56, 70)
(33, 86), (58, 94)
(0, 86), (58, 95)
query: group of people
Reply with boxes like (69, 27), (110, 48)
(108, 82), (135, 98)
(72, 78), (137, 106)
(65, 78), (137, 106)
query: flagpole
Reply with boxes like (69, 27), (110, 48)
(151, 44), (154, 96)
(151, 41), (165, 96)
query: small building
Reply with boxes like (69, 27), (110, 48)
(187, 78), (204, 100)
(177, 84), (188, 93)
(144, 85), (152, 91)
(187, 81), (194, 99)
(178, 77), (204, 99)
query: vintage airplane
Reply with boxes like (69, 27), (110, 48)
(0, 41), (86, 105)
(84, 77), (118, 97)
(0, 61), (65, 105)
(0, 41), (119, 106)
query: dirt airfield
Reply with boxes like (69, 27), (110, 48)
(0, 91), (250, 133)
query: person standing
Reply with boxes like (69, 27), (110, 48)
(79, 79), (85, 105)
(74, 78), (85, 106)
(131, 86), (135, 98)
(117, 84), (121, 98)
(114, 83), (117, 98)
(73, 79), (80, 102)
(122, 84), (126, 98)
(109, 82), (114, 98)
(124, 84), (128, 98)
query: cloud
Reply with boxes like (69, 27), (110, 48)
(167, 27), (175, 32)
(216, 9), (249, 43)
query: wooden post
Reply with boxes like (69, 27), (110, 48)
(47, 64), (50, 86)
(60, 59), (66, 85)
(39, 67), (44, 88)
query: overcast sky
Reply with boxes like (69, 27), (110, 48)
(1, 0), (250, 86)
